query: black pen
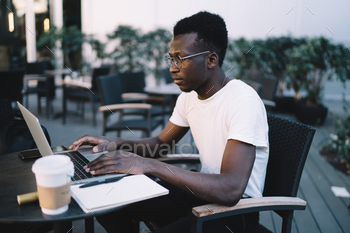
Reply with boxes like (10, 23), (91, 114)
(79, 175), (128, 188)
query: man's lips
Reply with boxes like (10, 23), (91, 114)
(173, 77), (183, 85)
(173, 78), (183, 85)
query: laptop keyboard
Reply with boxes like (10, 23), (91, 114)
(58, 151), (95, 181)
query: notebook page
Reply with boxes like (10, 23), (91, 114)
(70, 174), (169, 213)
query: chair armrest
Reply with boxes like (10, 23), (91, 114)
(192, 197), (306, 218)
(23, 74), (48, 82)
(99, 103), (152, 112)
(122, 93), (148, 99)
(63, 78), (92, 89)
(122, 93), (165, 102)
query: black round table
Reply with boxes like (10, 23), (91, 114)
(0, 151), (123, 233)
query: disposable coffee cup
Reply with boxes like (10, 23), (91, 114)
(32, 155), (74, 215)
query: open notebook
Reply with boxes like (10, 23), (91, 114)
(71, 174), (169, 213)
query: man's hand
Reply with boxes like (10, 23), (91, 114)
(69, 135), (121, 153)
(84, 150), (147, 175)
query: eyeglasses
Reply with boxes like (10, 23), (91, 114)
(165, 51), (211, 69)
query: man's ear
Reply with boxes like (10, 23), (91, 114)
(207, 53), (219, 69)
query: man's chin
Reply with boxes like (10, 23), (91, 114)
(178, 86), (192, 93)
(180, 87), (192, 92)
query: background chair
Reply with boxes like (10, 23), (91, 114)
(119, 71), (172, 127)
(243, 79), (263, 95)
(145, 114), (316, 233)
(23, 61), (56, 117)
(0, 69), (25, 104)
(63, 65), (111, 125)
(246, 69), (279, 110)
(97, 73), (163, 137)
(0, 98), (51, 155)
(0, 100), (53, 232)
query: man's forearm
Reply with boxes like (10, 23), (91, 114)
(117, 137), (172, 158)
(144, 158), (243, 206)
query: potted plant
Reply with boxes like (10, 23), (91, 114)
(254, 37), (307, 112)
(143, 28), (172, 85)
(107, 25), (145, 72)
(86, 37), (108, 65)
(225, 37), (308, 112)
(37, 25), (86, 70)
(224, 37), (258, 79)
(285, 36), (350, 125)
(320, 95), (350, 175)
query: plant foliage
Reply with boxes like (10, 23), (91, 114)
(329, 96), (350, 165)
(107, 25), (172, 82)
(285, 37), (350, 105)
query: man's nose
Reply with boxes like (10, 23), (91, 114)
(169, 61), (180, 73)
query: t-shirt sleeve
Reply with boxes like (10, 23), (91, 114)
(227, 96), (268, 149)
(169, 93), (190, 127)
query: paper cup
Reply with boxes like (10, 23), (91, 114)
(32, 155), (74, 215)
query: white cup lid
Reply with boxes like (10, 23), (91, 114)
(32, 155), (72, 175)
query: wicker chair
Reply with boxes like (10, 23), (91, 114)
(147, 114), (316, 233)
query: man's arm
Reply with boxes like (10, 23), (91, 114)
(69, 121), (189, 158)
(118, 121), (190, 157)
(85, 139), (255, 206)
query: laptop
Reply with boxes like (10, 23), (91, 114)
(17, 102), (125, 185)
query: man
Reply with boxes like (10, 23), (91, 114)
(70, 11), (269, 233)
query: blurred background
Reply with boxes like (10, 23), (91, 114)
(1, 0), (350, 73)
(1, 1), (350, 232)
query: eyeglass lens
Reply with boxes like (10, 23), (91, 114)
(166, 55), (181, 68)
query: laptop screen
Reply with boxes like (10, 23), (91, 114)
(17, 102), (53, 156)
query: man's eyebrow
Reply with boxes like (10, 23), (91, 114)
(169, 51), (186, 56)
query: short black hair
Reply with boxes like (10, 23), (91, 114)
(173, 11), (228, 67)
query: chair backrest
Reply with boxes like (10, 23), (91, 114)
(260, 76), (278, 101)
(25, 61), (53, 74)
(246, 68), (279, 101)
(97, 73), (124, 106)
(244, 80), (263, 95)
(0, 98), (14, 129)
(119, 71), (146, 93)
(263, 114), (316, 197)
(0, 69), (25, 103)
(0, 98), (51, 155)
(91, 66), (112, 92)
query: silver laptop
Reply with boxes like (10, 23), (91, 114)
(17, 102), (125, 185)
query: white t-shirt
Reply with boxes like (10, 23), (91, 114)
(169, 79), (269, 198)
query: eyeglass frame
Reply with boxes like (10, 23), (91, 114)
(165, 51), (211, 69)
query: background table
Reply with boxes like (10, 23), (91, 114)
(144, 83), (181, 110)
(0, 151), (123, 233)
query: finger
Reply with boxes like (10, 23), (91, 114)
(87, 160), (121, 175)
(69, 135), (90, 150)
(91, 163), (140, 175)
(93, 141), (117, 153)
(89, 164), (122, 175)
(93, 144), (107, 153)
(70, 135), (101, 151)
(84, 152), (116, 170)
(84, 154), (107, 170)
